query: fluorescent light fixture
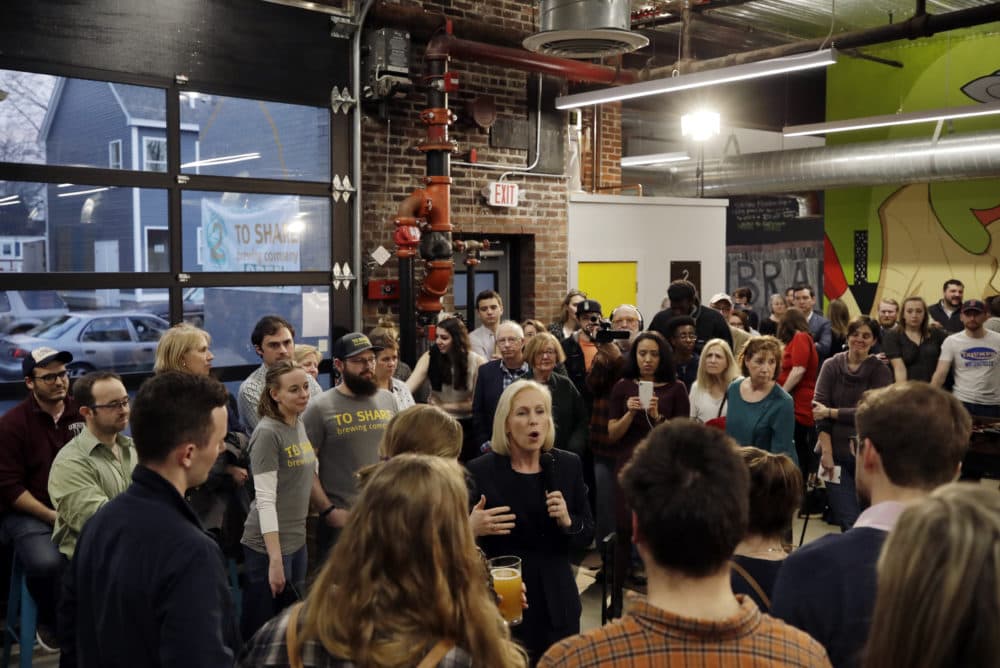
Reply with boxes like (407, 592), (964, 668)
(180, 152), (260, 169)
(621, 152), (690, 167)
(57, 187), (110, 198)
(0, 197), (20, 208)
(555, 49), (837, 110)
(0, 194), (20, 203)
(784, 101), (1000, 136)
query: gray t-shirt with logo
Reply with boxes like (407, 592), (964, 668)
(939, 329), (1000, 404)
(242, 416), (316, 555)
(302, 388), (396, 509)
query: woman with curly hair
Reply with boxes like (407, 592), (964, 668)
(406, 317), (485, 461)
(239, 454), (527, 667)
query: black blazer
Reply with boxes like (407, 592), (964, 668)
(471, 360), (521, 449)
(467, 449), (594, 631)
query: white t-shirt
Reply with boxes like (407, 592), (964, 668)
(689, 380), (728, 422)
(939, 329), (1000, 404)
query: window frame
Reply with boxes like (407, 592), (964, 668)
(141, 136), (167, 173)
(108, 139), (122, 169)
(0, 60), (351, 394)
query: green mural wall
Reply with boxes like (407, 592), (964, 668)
(824, 24), (1000, 314)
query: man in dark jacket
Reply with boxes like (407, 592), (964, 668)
(648, 280), (732, 354)
(472, 321), (529, 449)
(928, 278), (964, 333)
(64, 372), (240, 667)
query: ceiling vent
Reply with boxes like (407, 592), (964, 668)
(523, 0), (649, 59)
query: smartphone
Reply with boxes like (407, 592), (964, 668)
(638, 380), (654, 410)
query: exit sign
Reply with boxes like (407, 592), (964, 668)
(485, 181), (519, 207)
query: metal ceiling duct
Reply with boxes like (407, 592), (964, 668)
(523, 0), (649, 58)
(656, 130), (1000, 197)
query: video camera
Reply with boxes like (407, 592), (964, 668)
(594, 319), (631, 344)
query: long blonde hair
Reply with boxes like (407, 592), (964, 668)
(298, 455), (526, 667)
(694, 338), (739, 391)
(863, 483), (1000, 668)
(356, 405), (463, 485)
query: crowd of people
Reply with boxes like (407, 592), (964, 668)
(0, 276), (997, 667)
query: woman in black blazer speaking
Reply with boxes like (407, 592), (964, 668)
(467, 380), (594, 662)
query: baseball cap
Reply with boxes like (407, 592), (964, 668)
(710, 293), (733, 306)
(575, 299), (603, 317)
(332, 332), (382, 360)
(23, 347), (73, 378)
(961, 299), (986, 314)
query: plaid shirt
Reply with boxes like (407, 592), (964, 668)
(539, 597), (830, 668)
(237, 604), (474, 667)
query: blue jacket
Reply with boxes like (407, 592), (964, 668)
(64, 465), (240, 667)
(771, 527), (887, 668)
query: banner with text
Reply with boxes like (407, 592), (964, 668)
(201, 196), (302, 272)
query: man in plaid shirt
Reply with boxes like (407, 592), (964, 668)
(540, 421), (830, 667)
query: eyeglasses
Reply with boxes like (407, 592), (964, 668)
(33, 370), (69, 384)
(92, 397), (129, 411)
(538, 349), (558, 357)
(347, 355), (377, 367)
(676, 333), (698, 341)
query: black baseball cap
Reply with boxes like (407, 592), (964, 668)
(962, 299), (986, 314)
(575, 299), (603, 317)
(23, 347), (73, 378)
(332, 332), (382, 360)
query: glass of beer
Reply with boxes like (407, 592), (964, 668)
(489, 555), (523, 626)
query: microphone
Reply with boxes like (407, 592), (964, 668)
(540, 452), (556, 496)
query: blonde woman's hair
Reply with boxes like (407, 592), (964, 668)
(524, 332), (567, 366)
(694, 338), (739, 391)
(298, 454), (527, 667)
(863, 483), (1000, 668)
(490, 380), (555, 456)
(357, 405), (463, 486)
(154, 324), (211, 374)
(257, 360), (305, 420)
(294, 343), (320, 366)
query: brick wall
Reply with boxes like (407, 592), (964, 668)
(359, 0), (621, 330)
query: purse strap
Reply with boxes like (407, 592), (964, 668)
(730, 560), (771, 611)
(285, 602), (305, 668)
(716, 392), (728, 419)
(417, 640), (455, 668)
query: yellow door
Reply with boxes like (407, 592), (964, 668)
(578, 262), (637, 315)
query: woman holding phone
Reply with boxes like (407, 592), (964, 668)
(607, 331), (689, 587)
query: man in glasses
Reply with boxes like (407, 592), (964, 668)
(48, 371), (136, 560)
(472, 321), (530, 451)
(0, 346), (84, 649)
(304, 332), (396, 556)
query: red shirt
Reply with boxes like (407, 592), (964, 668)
(779, 331), (819, 426)
(0, 395), (84, 510)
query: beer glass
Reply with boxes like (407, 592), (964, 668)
(488, 555), (523, 626)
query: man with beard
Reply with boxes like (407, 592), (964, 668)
(931, 299), (1000, 418)
(771, 382), (969, 668)
(49, 371), (136, 559)
(0, 346), (83, 650)
(928, 278), (965, 333)
(303, 332), (396, 555)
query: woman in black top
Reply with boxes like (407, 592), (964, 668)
(467, 380), (594, 662)
(883, 296), (948, 383)
(730, 447), (803, 611)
